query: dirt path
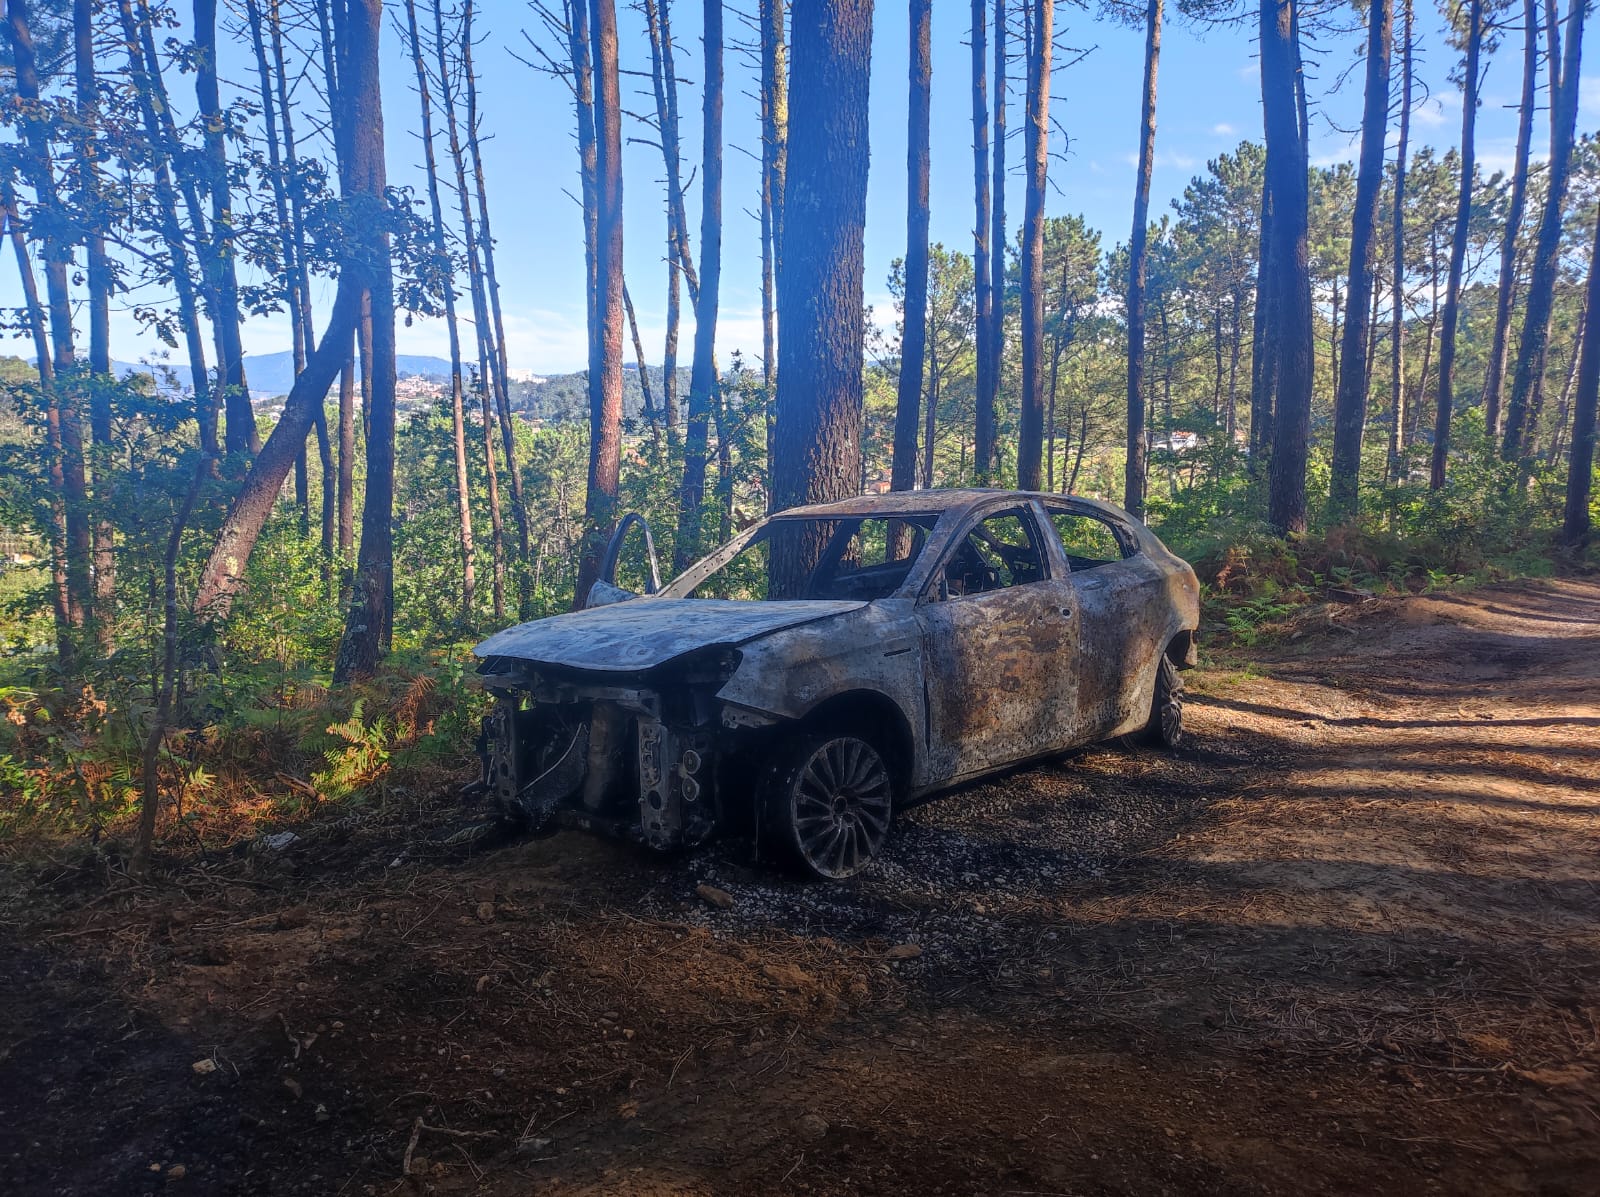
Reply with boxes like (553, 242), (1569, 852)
(3, 579), (1597, 1196)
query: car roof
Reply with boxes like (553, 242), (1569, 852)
(774, 488), (1140, 525)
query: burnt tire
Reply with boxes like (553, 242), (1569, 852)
(762, 733), (894, 880)
(1139, 655), (1186, 750)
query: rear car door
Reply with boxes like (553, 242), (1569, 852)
(914, 505), (1078, 783)
(1042, 502), (1162, 739)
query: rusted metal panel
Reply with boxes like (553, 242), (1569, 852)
(473, 598), (865, 672)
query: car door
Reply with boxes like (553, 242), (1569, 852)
(1042, 502), (1162, 739)
(914, 505), (1078, 783)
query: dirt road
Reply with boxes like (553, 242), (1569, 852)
(3, 579), (1597, 1195)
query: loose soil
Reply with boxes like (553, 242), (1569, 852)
(3, 578), (1598, 1196)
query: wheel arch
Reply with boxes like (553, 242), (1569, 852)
(792, 689), (917, 798)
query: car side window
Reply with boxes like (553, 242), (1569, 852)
(937, 510), (1047, 598)
(1048, 509), (1133, 572)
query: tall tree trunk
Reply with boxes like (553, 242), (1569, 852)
(6, 0), (91, 633)
(197, 0), (384, 625)
(130, 452), (208, 881)
(194, 0), (257, 457)
(1430, 0), (1481, 491)
(1562, 206), (1600, 550)
(1250, 183), (1274, 469)
(1548, 287), (1586, 464)
(434, 0), (503, 617)
(567, 0), (600, 372)
(1124, 0), (1161, 517)
(404, 0), (476, 619)
(759, 0), (788, 408)
(334, 0), (397, 681)
(338, 350), (355, 560)
(970, 0), (993, 486)
(74, 0), (115, 646)
(980, 0), (1006, 480)
(125, 0), (221, 452)
(1481, 0), (1538, 437)
(1503, 0), (1586, 460)
(1387, 0), (1412, 483)
(2, 180), (73, 661)
(644, 0), (683, 438)
(675, 0), (725, 570)
(892, 0), (932, 497)
(460, 0), (525, 616)
(771, 0), (874, 595)
(575, 0), (625, 606)
(1017, 0), (1053, 491)
(246, 0), (313, 533)
(1262, 0), (1314, 533)
(1329, 0), (1391, 517)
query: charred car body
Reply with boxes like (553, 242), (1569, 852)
(472, 490), (1200, 879)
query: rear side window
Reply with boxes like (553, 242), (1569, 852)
(1048, 510), (1133, 571)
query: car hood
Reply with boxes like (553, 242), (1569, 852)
(472, 598), (867, 673)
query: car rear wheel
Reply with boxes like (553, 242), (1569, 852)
(763, 733), (894, 880)
(1140, 655), (1186, 749)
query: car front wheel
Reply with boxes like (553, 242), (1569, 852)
(762, 733), (894, 880)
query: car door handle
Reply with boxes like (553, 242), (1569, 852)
(1078, 577), (1106, 591)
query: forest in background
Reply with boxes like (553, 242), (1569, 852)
(0, 0), (1597, 871)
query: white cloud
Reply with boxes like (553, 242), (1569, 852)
(1414, 90), (1459, 130)
(1212, 122), (1237, 136)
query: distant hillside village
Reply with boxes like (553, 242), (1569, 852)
(38, 351), (684, 429)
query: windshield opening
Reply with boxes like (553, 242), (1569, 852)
(682, 515), (936, 601)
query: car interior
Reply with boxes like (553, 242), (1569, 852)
(939, 511), (1046, 598)
(1048, 509), (1135, 573)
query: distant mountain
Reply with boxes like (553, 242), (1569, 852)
(108, 351), (456, 399)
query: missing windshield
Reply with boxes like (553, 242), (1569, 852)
(687, 515), (937, 602)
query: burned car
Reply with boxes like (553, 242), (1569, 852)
(471, 490), (1199, 879)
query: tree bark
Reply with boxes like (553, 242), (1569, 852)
(892, 0), (932, 497)
(1387, 0), (1412, 483)
(2, 181), (73, 662)
(73, 0), (115, 646)
(759, 0), (788, 409)
(1017, 0), (1053, 492)
(1329, 0), (1391, 517)
(1481, 0), (1538, 438)
(194, 0), (257, 457)
(333, 0), (398, 681)
(646, 0), (692, 434)
(675, 0), (725, 570)
(6, 0), (91, 633)
(405, 0), (476, 620)
(970, 0), (993, 487)
(1562, 206), (1600, 550)
(1261, 0), (1314, 533)
(771, 0), (874, 595)
(1430, 0), (1481, 492)
(460, 0), (524, 616)
(131, 452), (209, 882)
(575, 0), (625, 606)
(980, 0), (1006, 481)
(1503, 0), (1585, 461)
(197, 0), (386, 626)
(124, 0), (221, 453)
(1124, 0), (1161, 517)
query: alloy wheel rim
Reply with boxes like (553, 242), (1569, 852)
(792, 737), (892, 878)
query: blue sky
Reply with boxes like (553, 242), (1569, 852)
(5, 0), (1596, 376)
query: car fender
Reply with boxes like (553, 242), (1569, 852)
(715, 600), (926, 761)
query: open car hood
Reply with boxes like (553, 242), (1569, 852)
(472, 598), (867, 673)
